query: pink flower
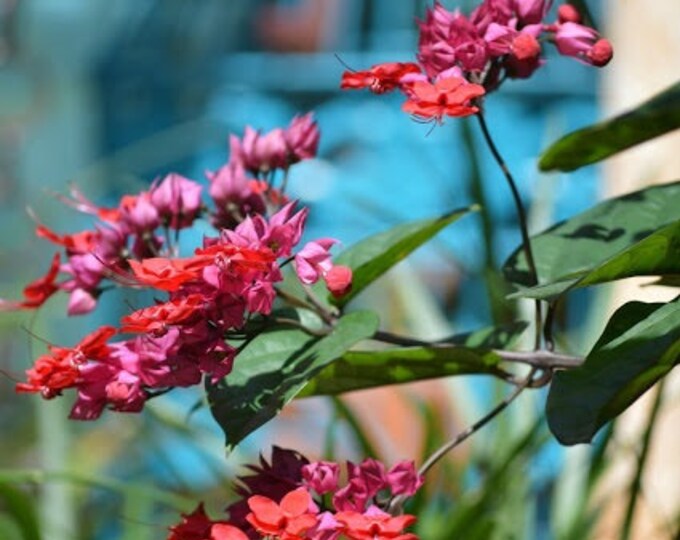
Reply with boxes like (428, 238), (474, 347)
(294, 238), (337, 285)
(150, 173), (203, 229)
(554, 22), (613, 67)
(302, 461), (340, 494)
(386, 461), (424, 497)
(207, 161), (266, 228)
(285, 113), (321, 163)
(512, 0), (549, 26)
(67, 288), (98, 316)
(119, 193), (161, 233)
(231, 126), (288, 173)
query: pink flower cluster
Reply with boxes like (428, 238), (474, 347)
(6, 114), (353, 420)
(341, 1), (612, 122)
(168, 447), (424, 540)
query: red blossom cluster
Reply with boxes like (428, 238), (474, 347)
(341, 1), (613, 122)
(168, 447), (424, 540)
(5, 114), (352, 420)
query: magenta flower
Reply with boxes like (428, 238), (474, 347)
(285, 112), (320, 163)
(302, 461), (341, 494)
(386, 461), (424, 497)
(554, 21), (613, 66)
(150, 173), (203, 229)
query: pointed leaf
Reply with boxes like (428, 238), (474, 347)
(0, 483), (40, 540)
(299, 323), (527, 397)
(207, 311), (379, 448)
(511, 219), (680, 300)
(331, 207), (475, 307)
(546, 299), (680, 445)
(504, 181), (680, 288)
(539, 81), (680, 171)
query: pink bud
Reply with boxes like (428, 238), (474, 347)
(324, 265), (352, 298)
(557, 4), (581, 24)
(512, 32), (541, 60)
(587, 38), (613, 67)
(67, 288), (97, 316)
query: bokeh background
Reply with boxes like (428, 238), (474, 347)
(0, 1), (678, 539)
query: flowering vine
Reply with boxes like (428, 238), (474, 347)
(2, 1), (650, 539)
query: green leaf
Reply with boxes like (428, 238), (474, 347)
(299, 323), (527, 397)
(504, 181), (680, 288)
(207, 310), (380, 449)
(539, 81), (680, 171)
(511, 219), (680, 300)
(0, 482), (41, 540)
(546, 299), (680, 445)
(331, 207), (475, 307)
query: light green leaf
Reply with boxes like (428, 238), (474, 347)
(331, 207), (476, 307)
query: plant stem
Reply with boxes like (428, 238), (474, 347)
(620, 381), (666, 540)
(371, 330), (583, 369)
(475, 112), (543, 349)
(417, 366), (537, 478)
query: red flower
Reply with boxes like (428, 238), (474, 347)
(209, 524), (249, 540)
(402, 77), (485, 122)
(35, 224), (98, 253)
(246, 487), (318, 540)
(0, 252), (61, 310)
(15, 325), (116, 398)
(341, 63), (421, 94)
(335, 507), (418, 540)
(128, 257), (202, 291)
(120, 294), (204, 333)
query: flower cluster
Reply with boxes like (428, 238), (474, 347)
(168, 447), (424, 540)
(6, 114), (352, 420)
(341, 1), (612, 122)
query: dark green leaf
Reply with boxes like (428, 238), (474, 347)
(539, 81), (680, 171)
(331, 207), (475, 307)
(511, 219), (680, 300)
(0, 483), (41, 540)
(207, 311), (379, 448)
(546, 299), (680, 445)
(504, 181), (680, 288)
(299, 323), (527, 397)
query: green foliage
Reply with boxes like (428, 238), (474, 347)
(510, 219), (680, 300)
(546, 299), (680, 445)
(539, 80), (680, 171)
(504, 181), (680, 292)
(0, 483), (40, 540)
(299, 323), (527, 397)
(207, 310), (379, 449)
(330, 207), (476, 307)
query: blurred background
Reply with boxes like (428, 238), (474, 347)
(0, 0), (678, 539)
